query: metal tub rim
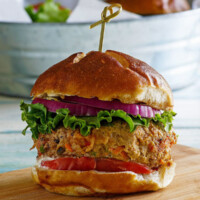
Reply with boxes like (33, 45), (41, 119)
(0, 7), (200, 26)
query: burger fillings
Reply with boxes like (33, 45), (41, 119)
(20, 50), (177, 196)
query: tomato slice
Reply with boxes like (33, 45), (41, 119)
(33, 3), (43, 11)
(41, 157), (96, 171)
(96, 158), (152, 174)
(41, 157), (152, 174)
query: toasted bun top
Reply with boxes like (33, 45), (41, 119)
(105, 0), (190, 15)
(31, 50), (173, 110)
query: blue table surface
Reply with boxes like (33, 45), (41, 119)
(1, 79), (200, 173)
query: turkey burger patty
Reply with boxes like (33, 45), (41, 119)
(35, 120), (177, 169)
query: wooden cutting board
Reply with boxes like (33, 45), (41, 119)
(0, 144), (200, 200)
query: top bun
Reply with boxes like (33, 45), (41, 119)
(31, 50), (173, 110)
(105, 0), (190, 15)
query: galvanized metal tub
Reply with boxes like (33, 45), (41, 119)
(0, 1), (200, 97)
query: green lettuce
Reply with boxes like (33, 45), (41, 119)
(25, 0), (70, 23)
(20, 101), (176, 139)
(153, 110), (176, 132)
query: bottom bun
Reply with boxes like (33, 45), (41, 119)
(32, 162), (176, 196)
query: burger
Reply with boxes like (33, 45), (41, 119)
(20, 50), (177, 196)
(105, 0), (190, 15)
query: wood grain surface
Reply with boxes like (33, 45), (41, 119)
(0, 144), (200, 200)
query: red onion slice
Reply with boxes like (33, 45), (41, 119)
(64, 96), (161, 118)
(33, 97), (161, 118)
(32, 98), (102, 116)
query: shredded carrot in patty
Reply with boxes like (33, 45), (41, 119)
(51, 129), (56, 134)
(65, 143), (73, 152)
(109, 147), (129, 160)
(84, 139), (91, 147)
(120, 151), (129, 160)
(109, 146), (124, 155)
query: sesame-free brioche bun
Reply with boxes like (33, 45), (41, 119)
(32, 162), (175, 196)
(31, 50), (173, 110)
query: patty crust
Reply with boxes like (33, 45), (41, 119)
(34, 120), (177, 168)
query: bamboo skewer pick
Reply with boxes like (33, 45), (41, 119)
(90, 4), (122, 52)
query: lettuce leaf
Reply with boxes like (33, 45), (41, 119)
(20, 101), (176, 139)
(153, 110), (176, 132)
(25, 0), (70, 23)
